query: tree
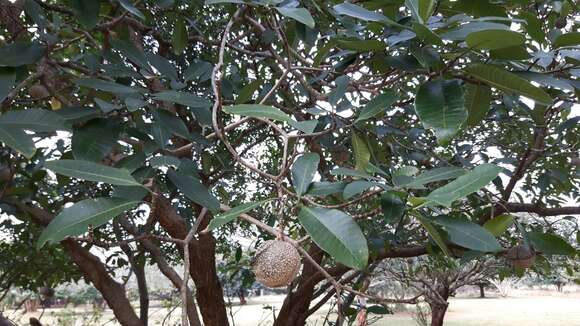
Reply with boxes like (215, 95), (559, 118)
(0, 0), (578, 325)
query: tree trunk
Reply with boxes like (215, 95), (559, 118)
(273, 247), (324, 326)
(479, 284), (485, 298)
(156, 198), (229, 326)
(429, 302), (449, 326)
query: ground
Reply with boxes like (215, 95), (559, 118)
(5, 294), (580, 325)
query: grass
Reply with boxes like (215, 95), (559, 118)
(5, 294), (580, 325)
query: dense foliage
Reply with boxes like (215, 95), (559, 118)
(0, 0), (578, 325)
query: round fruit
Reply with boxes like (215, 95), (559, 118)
(252, 240), (301, 288)
(28, 84), (49, 100)
(506, 245), (535, 269)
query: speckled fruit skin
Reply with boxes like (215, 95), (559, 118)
(252, 240), (301, 288)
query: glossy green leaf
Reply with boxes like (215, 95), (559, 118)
(333, 2), (403, 28)
(0, 126), (35, 158)
(0, 109), (69, 132)
(37, 198), (140, 248)
(222, 104), (291, 122)
(381, 192), (405, 223)
(529, 232), (576, 256)
(433, 216), (502, 252)
(118, 0), (145, 19)
(343, 181), (384, 200)
(298, 206), (368, 270)
(72, 120), (119, 162)
(207, 199), (273, 231)
(0, 42), (45, 67)
(483, 214), (514, 236)
(0, 67), (15, 103)
(146, 53), (178, 80)
(291, 153), (320, 196)
(553, 32), (580, 48)
(290, 120), (318, 134)
(414, 79), (466, 145)
(356, 91), (398, 122)
(426, 164), (502, 207)
(152, 90), (211, 109)
(71, 0), (100, 29)
(405, 0), (436, 23)
(236, 79), (261, 104)
(466, 30), (525, 50)
(331, 167), (374, 179)
(150, 155), (181, 168)
(415, 214), (450, 256)
(352, 132), (371, 172)
(464, 83), (492, 126)
(336, 39), (387, 52)
(307, 181), (348, 196)
(276, 7), (315, 29)
(401, 166), (466, 189)
(464, 64), (552, 105)
(172, 17), (187, 55)
(168, 170), (220, 211)
(153, 109), (190, 139)
(74, 78), (139, 94)
(45, 160), (142, 186)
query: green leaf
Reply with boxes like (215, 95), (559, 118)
(413, 23), (443, 45)
(307, 181), (348, 196)
(152, 90), (211, 109)
(153, 109), (190, 140)
(336, 39), (387, 52)
(291, 153), (320, 196)
(483, 214), (514, 236)
(0, 42), (45, 67)
(289, 120), (318, 134)
(72, 120), (119, 162)
(172, 17), (187, 55)
(0, 109), (69, 132)
(464, 84), (492, 126)
(149, 155), (181, 168)
(37, 198), (140, 249)
(71, 0), (100, 29)
(426, 164), (502, 207)
(236, 80), (261, 104)
(343, 181), (385, 200)
(45, 160), (142, 186)
(146, 53), (179, 80)
(276, 7), (315, 29)
(0, 126), (35, 158)
(118, 0), (145, 19)
(414, 79), (467, 145)
(466, 30), (525, 50)
(352, 132), (370, 172)
(328, 75), (350, 106)
(553, 32), (580, 48)
(464, 64), (552, 105)
(207, 199), (273, 231)
(167, 170), (220, 211)
(405, 0), (436, 23)
(415, 214), (450, 256)
(356, 91), (398, 122)
(222, 104), (291, 122)
(298, 206), (369, 270)
(400, 166), (466, 189)
(55, 107), (101, 123)
(74, 78), (139, 94)
(0, 67), (15, 103)
(528, 232), (576, 256)
(333, 3), (404, 28)
(331, 167), (373, 179)
(381, 192), (405, 223)
(433, 216), (502, 252)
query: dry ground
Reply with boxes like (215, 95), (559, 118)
(4, 294), (580, 325)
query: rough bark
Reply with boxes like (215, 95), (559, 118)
(273, 246), (324, 326)
(155, 198), (229, 326)
(430, 302), (449, 326)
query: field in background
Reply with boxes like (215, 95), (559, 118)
(5, 293), (580, 325)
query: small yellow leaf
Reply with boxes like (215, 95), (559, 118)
(50, 97), (62, 110)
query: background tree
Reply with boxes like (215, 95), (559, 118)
(0, 0), (578, 326)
